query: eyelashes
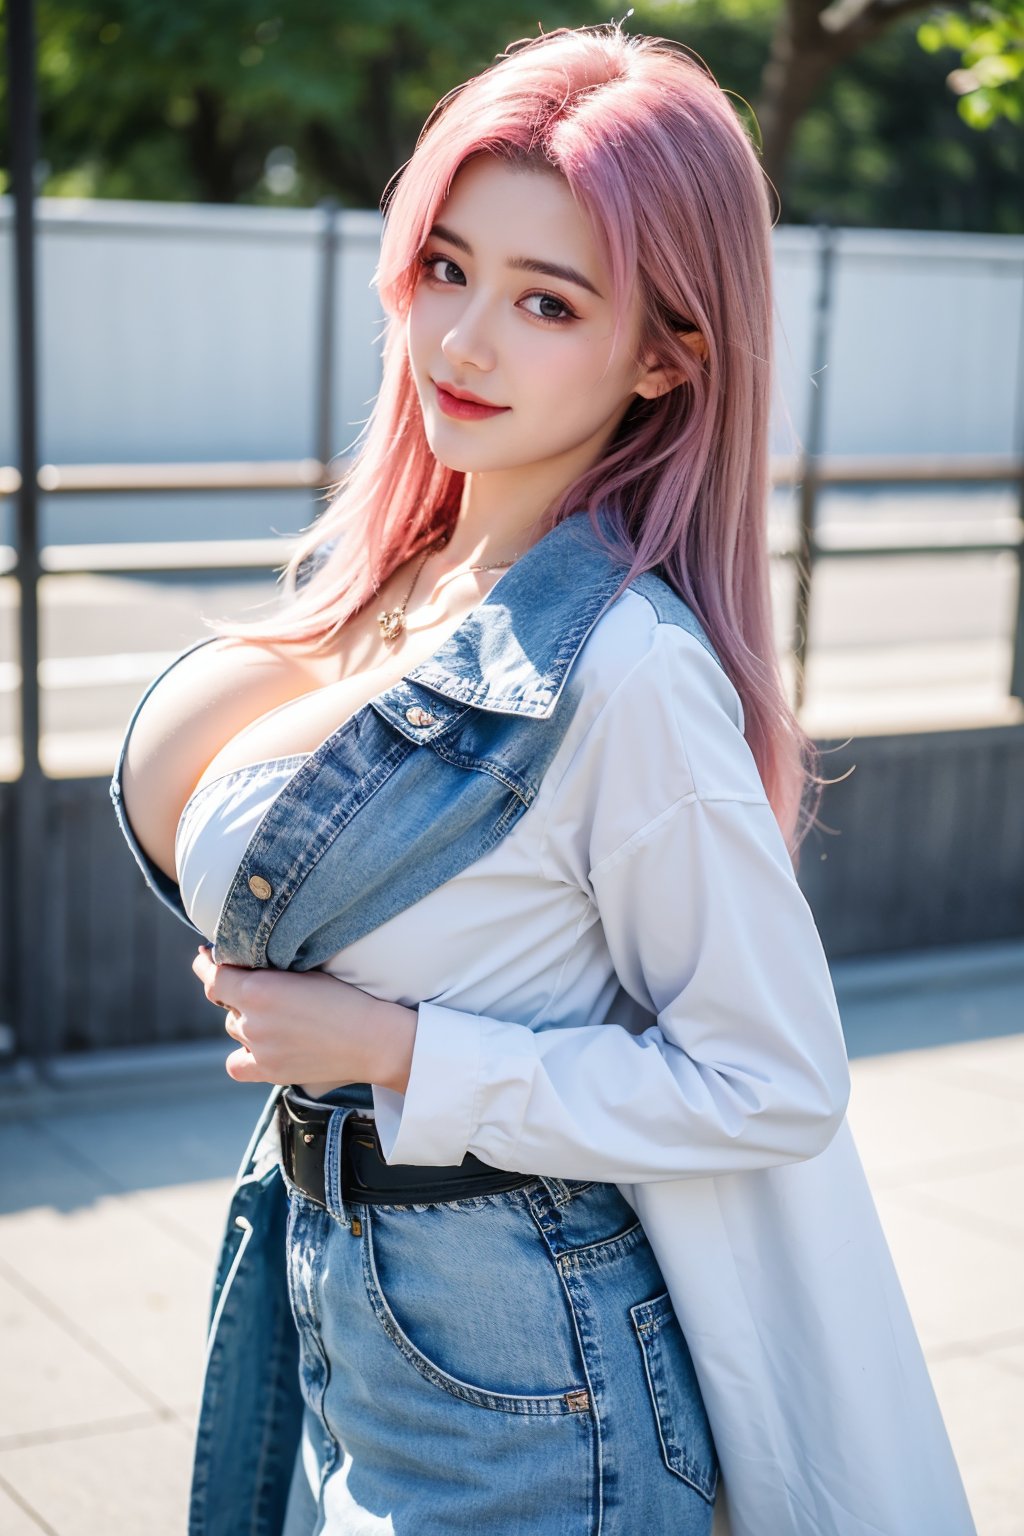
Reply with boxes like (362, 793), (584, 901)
(416, 253), (579, 327)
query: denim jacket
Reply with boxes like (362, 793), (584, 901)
(109, 507), (975, 1536)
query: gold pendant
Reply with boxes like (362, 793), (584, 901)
(377, 607), (406, 641)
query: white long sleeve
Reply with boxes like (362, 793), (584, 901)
(373, 617), (851, 1180)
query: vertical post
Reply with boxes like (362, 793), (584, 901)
(1009, 261), (1024, 702)
(7, 0), (47, 1066)
(315, 197), (340, 486)
(793, 223), (835, 714)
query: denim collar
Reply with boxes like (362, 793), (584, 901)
(403, 506), (629, 720)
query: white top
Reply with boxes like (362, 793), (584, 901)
(176, 586), (975, 1536)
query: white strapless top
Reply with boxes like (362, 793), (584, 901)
(175, 754), (311, 938)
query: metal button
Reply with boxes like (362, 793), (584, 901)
(302, 1132), (315, 1145)
(248, 874), (273, 900)
(404, 706), (436, 728)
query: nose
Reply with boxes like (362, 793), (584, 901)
(440, 296), (497, 374)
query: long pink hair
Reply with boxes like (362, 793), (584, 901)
(207, 23), (824, 857)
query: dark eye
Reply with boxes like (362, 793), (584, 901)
(417, 253), (577, 326)
(521, 292), (575, 324)
(419, 253), (464, 285)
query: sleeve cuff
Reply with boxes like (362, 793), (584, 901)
(371, 1001), (485, 1167)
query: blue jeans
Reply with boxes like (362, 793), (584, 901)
(280, 1107), (718, 1535)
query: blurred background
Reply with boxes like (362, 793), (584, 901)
(0, 3), (1022, 1533)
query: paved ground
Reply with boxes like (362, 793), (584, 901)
(0, 939), (1021, 1535)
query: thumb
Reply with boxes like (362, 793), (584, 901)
(225, 1046), (264, 1082)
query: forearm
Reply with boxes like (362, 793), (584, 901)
(369, 999), (418, 1094)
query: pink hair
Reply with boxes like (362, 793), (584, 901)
(207, 23), (825, 858)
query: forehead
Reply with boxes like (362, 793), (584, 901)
(438, 156), (604, 271)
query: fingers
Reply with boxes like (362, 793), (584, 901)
(193, 945), (242, 1015)
(192, 947), (271, 1083)
(225, 1045), (263, 1082)
(223, 1009), (246, 1043)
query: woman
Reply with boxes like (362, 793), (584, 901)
(111, 23), (976, 1536)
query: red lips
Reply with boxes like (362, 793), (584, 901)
(433, 381), (510, 420)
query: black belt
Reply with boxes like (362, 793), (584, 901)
(277, 1087), (535, 1208)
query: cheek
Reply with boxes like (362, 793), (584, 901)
(406, 296), (429, 366)
(406, 286), (449, 364)
(522, 337), (624, 416)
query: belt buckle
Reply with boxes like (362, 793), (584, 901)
(346, 1112), (382, 1156)
(341, 1114), (383, 1199)
(277, 1092), (332, 1208)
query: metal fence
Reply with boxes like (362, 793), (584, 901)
(4, 1), (1024, 1067)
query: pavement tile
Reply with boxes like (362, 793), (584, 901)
(0, 1123), (111, 1219)
(0, 1269), (146, 1441)
(926, 1351), (1024, 1536)
(881, 1152), (1024, 1244)
(988, 1344), (1024, 1379)
(121, 1178), (235, 1261)
(0, 1419), (193, 1536)
(915, 1032), (1024, 1098)
(0, 1189), (216, 1412)
(870, 1185), (1024, 1354)
(846, 1052), (1024, 1181)
(0, 1480), (55, 1535)
(44, 1088), (265, 1198)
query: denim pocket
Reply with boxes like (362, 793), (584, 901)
(630, 1291), (719, 1503)
(361, 1193), (588, 1414)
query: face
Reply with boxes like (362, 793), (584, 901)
(406, 155), (676, 492)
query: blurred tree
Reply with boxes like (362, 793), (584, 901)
(755, 0), (1023, 186)
(0, 0), (1020, 230)
(0, 1), (597, 205)
(917, 3), (1024, 129)
(628, 0), (1022, 229)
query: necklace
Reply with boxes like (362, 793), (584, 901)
(376, 530), (524, 642)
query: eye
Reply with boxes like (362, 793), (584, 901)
(520, 292), (578, 326)
(417, 253), (577, 328)
(419, 253), (465, 285)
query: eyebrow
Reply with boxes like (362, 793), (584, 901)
(427, 222), (604, 300)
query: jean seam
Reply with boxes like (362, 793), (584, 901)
(359, 1202), (586, 1416)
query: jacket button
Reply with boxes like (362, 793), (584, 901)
(248, 875), (273, 900)
(404, 706), (436, 728)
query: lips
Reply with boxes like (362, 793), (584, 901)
(433, 381), (510, 421)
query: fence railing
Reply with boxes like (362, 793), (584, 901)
(3, 449), (1022, 695)
(3, 444), (1020, 1068)
(5, 0), (1024, 1069)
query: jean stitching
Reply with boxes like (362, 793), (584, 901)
(359, 1203), (583, 1416)
(630, 1295), (719, 1504)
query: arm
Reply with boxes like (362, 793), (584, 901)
(373, 794), (850, 1181)
(371, 619), (851, 1182)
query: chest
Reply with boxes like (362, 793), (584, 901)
(190, 571), (509, 798)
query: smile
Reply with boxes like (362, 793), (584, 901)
(433, 382), (511, 421)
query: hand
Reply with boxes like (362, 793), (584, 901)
(191, 945), (417, 1090)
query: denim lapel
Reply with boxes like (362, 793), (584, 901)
(402, 505), (627, 717)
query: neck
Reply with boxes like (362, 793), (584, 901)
(440, 468), (561, 566)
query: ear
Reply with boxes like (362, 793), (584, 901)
(633, 328), (709, 400)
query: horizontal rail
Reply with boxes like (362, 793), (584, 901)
(1, 453), (1022, 500)
(0, 536), (1019, 582)
(0, 530), (1021, 582)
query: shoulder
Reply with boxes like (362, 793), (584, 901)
(539, 584), (768, 871)
(567, 583), (749, 775)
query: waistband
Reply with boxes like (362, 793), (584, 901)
(277, 1086), (536, 1208)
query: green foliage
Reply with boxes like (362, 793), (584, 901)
(0, 0), (1020, 231)
(917, 3), (1024, 129)
(786, 13), (1022, 232)
(630, 0), (1022, 231)
(1, 0), (601, 205)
